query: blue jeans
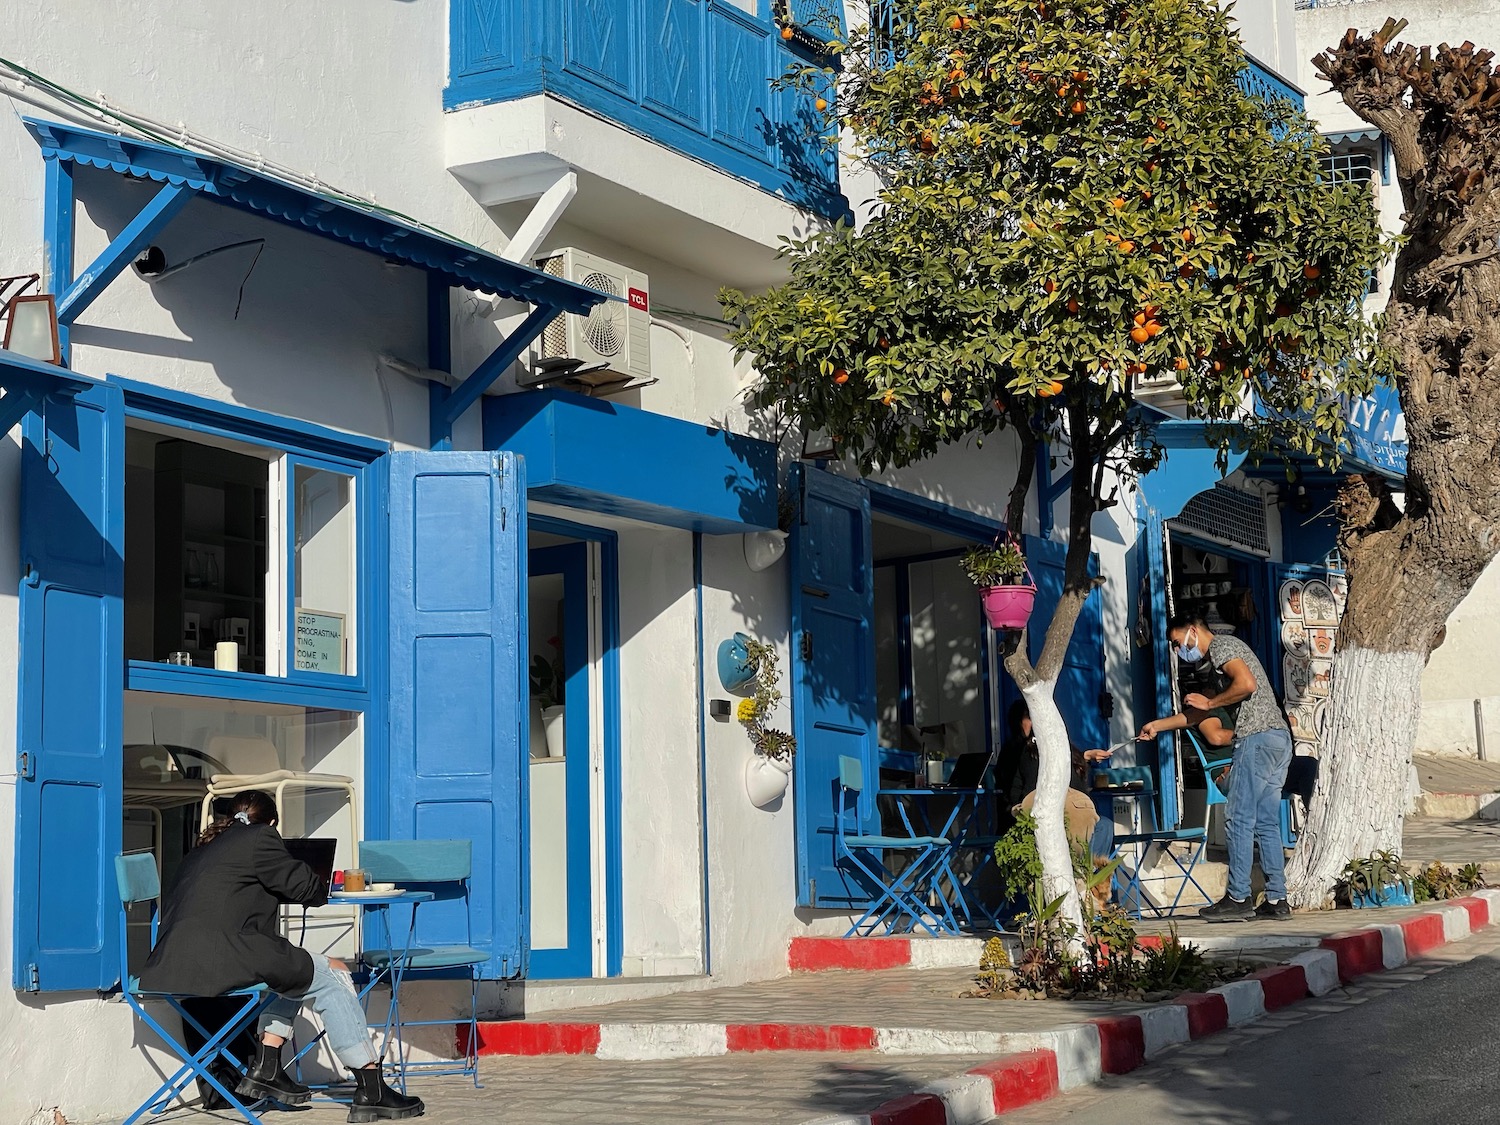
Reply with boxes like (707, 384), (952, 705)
(260, 953), (377, 1070)
(1224, 728), (1293, 901)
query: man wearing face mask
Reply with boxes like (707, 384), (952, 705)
(1165, 613), (1293, 922)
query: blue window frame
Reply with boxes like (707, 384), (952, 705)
(13, 375), (391, 992)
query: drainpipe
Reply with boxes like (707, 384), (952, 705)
(1477, 698), (1488, 762)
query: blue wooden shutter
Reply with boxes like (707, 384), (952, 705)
(790, 466), (875, 908)
(387, 451), (527, 979)
(1024, 535), (1107, 751)
(1140, 510), (1178, 827)
(14, 383), (125, 992)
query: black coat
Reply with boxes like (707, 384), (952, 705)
(139, 823), (327, 997)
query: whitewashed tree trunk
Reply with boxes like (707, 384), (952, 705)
(1284, 645), (1423, 908)
(1021, 680), (1085, 949)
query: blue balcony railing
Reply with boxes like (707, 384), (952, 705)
(446, 0), (845, 218)
(1238, 54), (1305, 111)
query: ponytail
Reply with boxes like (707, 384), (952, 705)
(195, 789), (279, 847)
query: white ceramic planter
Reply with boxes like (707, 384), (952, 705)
(926, 759), (946, 785)
(541, 705), (566, 759)
(745, 753), (793, 807)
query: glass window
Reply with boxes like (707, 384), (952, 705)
(125, 427), (272, 672)
(293, 465), (357, 677)
(122, 691), (363, 968)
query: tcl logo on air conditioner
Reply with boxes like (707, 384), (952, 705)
(535, 248), (652, 383)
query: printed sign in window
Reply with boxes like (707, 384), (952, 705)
(295, 609), (346, 675)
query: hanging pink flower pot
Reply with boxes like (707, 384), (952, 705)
(981, 583), (1037, 630)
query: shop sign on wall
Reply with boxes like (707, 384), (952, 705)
(295, 609), (345, 675)
(1280, 575), (1346, 753)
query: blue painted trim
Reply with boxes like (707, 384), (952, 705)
(485, 389), (778, 533)
(527, 542), (594, 979)
(109, 375), (389, 461)
(25, 119), (611, 316)
(125, 662), (372, 710)
(427, 276), (454, 451)
(529, 514), (624, 978)
(0, 353), (97, 432)
(56, 182), (194, 326)
(42, 156), (74, 361)
(1034, 441), (1071, 541)
(863, 479), (1005, 543)
(443, 303), (560, 433)
(892, 561), (914, 729)
(692, 531), (712, 976)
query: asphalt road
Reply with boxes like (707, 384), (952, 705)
(1002, 929), (1500, 1125)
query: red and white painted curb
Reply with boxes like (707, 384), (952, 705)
(795, 889), (1500, 1125)
(472, 895), (1498, 1067)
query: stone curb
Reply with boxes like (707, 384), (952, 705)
(793, 888), (1500, 1125)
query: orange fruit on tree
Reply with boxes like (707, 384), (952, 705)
(1133, 312), (1147, 326)
(833, 369), (849, 384)
(882, 391), (895, 405)
(1130, 326), (1150, 344)
(1303, 264), (1321, 279)
(1118, 240), (1136, 254)
(950, 15), (964, 29)
(1182, 229), (1195, 243)
(781, 25), (794, 39)
(1071, 99), (1086, 115)
(1144, 304), (1159, 318)
(1066, 297), (1079, 314)
(815, 97), (828, 111)
(1038, 379), (1064, 397)
(1072, 69), (1089, 83)
(1111, 197), (1126, 209)
(1179, 263), (1195, 278)
(1145, 321), (1162, 337)
(1173, 356), (1189, 371)
(1044, 279), (1056, 294)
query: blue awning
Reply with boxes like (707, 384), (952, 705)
(24, 119), (607, 316)
(483, 389), (778, 534)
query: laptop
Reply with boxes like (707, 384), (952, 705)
(283, 837), (338, 887)
(937, 751), (994, 790)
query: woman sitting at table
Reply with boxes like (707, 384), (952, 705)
(139, 790), (423, 1122)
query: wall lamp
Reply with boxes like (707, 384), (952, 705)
(0, 274), (61, 365)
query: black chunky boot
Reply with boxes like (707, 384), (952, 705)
(236, 1041), (313, 1105)
(347, 1066), (425, 1122)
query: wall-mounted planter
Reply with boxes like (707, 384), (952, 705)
(540, 705), (566, 759)
(746, 754), (793, 808)
(717, 632), (757, 693)
(744, 529), (788, 572)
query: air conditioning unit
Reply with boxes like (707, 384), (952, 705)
(532, 247), (652, 392)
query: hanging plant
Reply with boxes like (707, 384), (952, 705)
(962, 541), (1037, 631)
(737, 638), (796, 762)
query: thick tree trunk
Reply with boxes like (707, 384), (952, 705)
(1288, 29), (1500, 904)
(1019, 680), (1085, 944)
(1284, 646), (1424, 907)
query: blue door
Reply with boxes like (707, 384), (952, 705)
(14, 382), (125, 992)
(790, 466), (876, 908)
(387, 451), (527, 979)
(527, 543), (593, 978)
(1025, 535), (1107, 751)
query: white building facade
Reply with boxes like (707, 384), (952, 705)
(0, 1), (1312, 1120)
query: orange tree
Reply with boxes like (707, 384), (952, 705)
(722, 0), (1388, 938)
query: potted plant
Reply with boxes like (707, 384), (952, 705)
(737, 638), (797, 807)
(530, 639), (566, 759)
(962, 540), (1036, 631)
(923, 746), (947, 786)
(1341, 850), (1415, 908)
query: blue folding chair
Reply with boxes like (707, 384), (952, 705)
(358, 839), (487, 1088)
(836, 756), (956, 936)
(114, 853), (275, 1125)
(1106, 749), (1213, 917)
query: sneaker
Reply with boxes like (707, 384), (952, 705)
(1256, 897), (1292, 920)
(1198, 894), (1255, 923)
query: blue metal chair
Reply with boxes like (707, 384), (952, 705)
(357, 839), (487, 1087)
(836, 756), (956, 936)
(1106, 745), (1214, 917)
(114, 853), (274, 1125)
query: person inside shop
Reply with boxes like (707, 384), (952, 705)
(998, 700), (1115, 861)
(1164, 612), (1294, 922)
(138, 791), (425, 1122)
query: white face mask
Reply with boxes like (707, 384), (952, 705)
(1176, 627), (1204, 664)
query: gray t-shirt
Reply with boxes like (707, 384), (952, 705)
(1205, 634), (1288, 738)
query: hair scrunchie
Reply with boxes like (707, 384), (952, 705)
(234, 811), (252, 825)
